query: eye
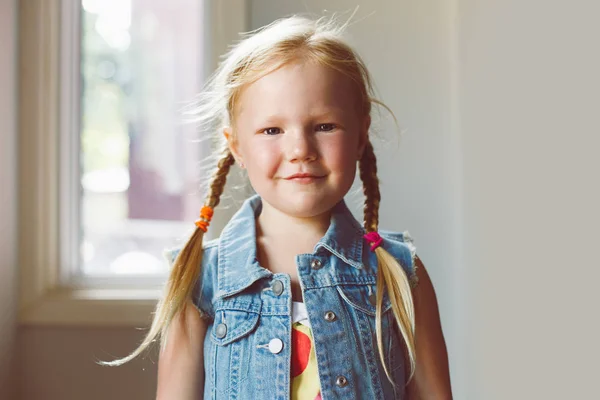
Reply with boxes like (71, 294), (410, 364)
(317, 123), (336, 132)
(260, 127), (282, 135)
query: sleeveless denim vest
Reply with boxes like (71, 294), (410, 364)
(164, 194), (418, 399)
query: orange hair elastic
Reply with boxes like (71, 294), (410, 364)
(195, 205), (214, 232)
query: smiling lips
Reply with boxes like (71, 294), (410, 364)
(284, 173), (325, 183)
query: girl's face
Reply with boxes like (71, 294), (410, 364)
(225, 60), (370, 219)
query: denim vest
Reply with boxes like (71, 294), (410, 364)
(164, 194), (418, 399)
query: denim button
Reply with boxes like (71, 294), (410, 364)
(268, 338), (284, 354)
(310, 259), (322, 269)
(271, 280), (284, 296)
(335, 375), (348, 387)
(324, 311), (337, 322)
(215, 323), (227, 338)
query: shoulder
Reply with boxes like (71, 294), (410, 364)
(162, 237), (221, 267)
(162, 237), (222, 318)
(379, 230), (415, 248)
(377, 229), (419, 288)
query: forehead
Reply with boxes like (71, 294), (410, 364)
(235, 61), (360, 120)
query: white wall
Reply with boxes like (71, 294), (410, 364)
(0, 0), (18, 399)
(459, 0), (599, 398)
(18, 328), (158, 400)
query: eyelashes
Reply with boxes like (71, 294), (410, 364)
(317, 123), (336, 132)
(259, 123), (338, 135)
(261, 127), (282, 135)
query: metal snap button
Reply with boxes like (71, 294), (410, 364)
(215, 323), (227, 339)
(335, 375), (349, 387)
(324, 311), (337, 322)
(268, 338), (284, 354)
(369, 293), (377, 306)
(271, 279), (284, 296)
(310, 259), (322, 269)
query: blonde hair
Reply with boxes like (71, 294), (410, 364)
(101, 14), (417, 386)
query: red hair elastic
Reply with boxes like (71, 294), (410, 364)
(363, 231), (383, 251)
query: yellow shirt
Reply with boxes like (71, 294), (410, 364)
(291, 302), (322, 400)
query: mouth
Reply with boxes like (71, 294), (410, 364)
(284, 173), (326, 183)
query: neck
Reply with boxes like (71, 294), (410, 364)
(256, 200), (332, 253)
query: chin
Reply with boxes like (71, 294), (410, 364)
(277, 191), (343, 218)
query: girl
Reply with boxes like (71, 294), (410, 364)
(106, 15), (452, 399)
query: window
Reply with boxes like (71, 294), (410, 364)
(18, 0), (248, 326)
(80, 0), (205, 277)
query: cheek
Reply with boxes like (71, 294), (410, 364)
(240, 139), (280, 176)
(321, 133), (359, 170)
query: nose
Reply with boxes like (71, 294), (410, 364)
(285, 128), (317, 163)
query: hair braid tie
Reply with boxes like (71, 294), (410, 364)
(195, 205), (214, 232)
(364, 231), (383, 251)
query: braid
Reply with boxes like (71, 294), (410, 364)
(206, 149), (235, 208)
(98, 147), (236, 367)
(359, 137), (417, 386)
(359, 140), (381, 232)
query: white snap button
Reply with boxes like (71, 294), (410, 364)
(272, 280), (284, 296)
(268, 338), (284, 354)
(215, 323), (227, 338)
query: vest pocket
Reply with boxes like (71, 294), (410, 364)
(210, 308), (260, 345)
(336, 283), (392, 316)
(337, 284), (407, 392)
(208, 304), (261, 396)
(339, 284), (409, 371)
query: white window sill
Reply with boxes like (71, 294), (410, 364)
(19, 288), (162, 327)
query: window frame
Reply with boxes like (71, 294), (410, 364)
(18, 0), (248, 326)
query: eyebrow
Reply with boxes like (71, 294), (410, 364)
(256, 108), (348, 121)
(309, 108), (347, 118)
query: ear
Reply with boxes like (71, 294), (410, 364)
(357, 115), (371, 159)
(223, 126), (243, 164)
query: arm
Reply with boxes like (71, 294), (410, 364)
(406, 256), (453, 400)
(156, 300), (207, 400)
